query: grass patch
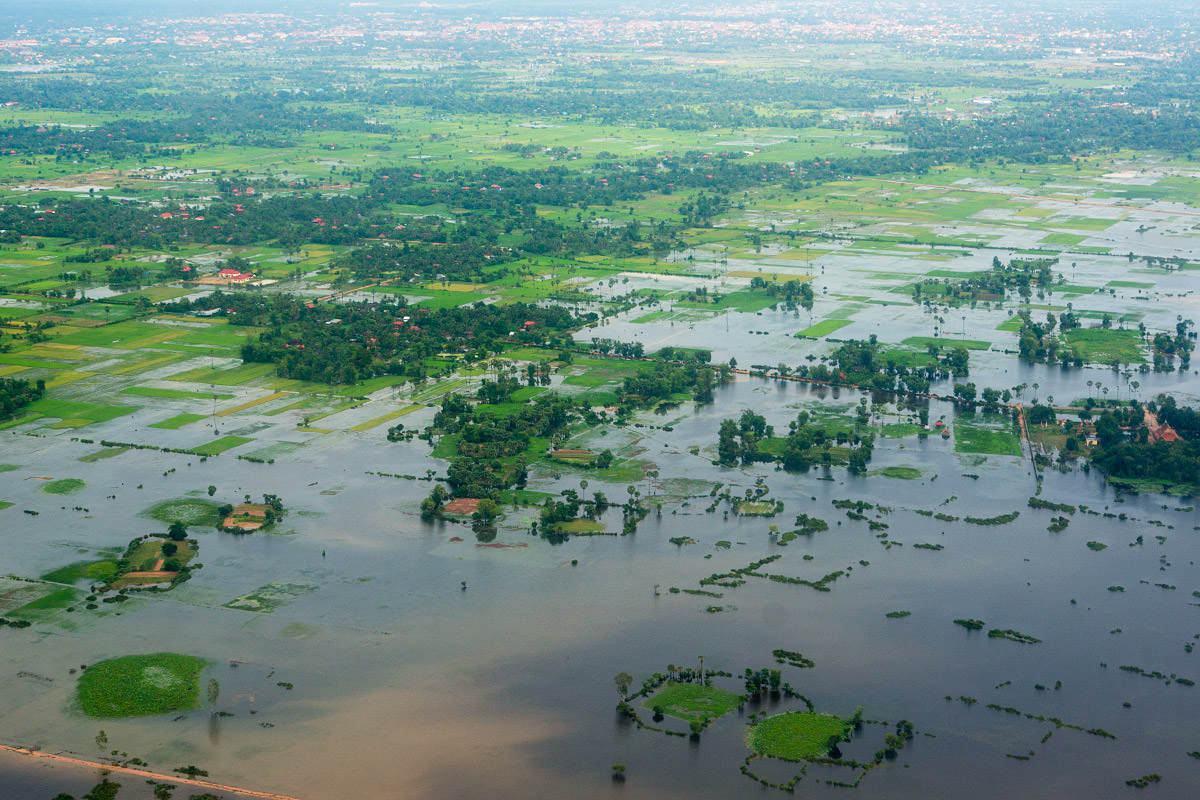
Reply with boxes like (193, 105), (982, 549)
(122, 387), (234, 400)
(902, 336), (991, 350)
(643, 682), (743, 721)
(78, 447), (129, 463)
(191, 435), (253, 455)
(150, 413), (207, 430)
(76, 653), (207, 718)
(872, 466), (921, 479)
(10, 587), (80, 616)
(749, 711), (851, 761)
(798, 318), (852, 338)
(224, 582), (316, 613)
(954, 419), (1022, 456)
(142, 498), (222, 528)
(42, 478), (86, 495)
(1063, 328), (1145, 364)
(42, 560), (119, 585)
(555, 518), (606, 534)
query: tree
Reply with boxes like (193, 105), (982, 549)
(614, 671), (633, 699)
(420, 484), (448, 518)
(207, 485), (216, 497)
(167, 521), (187, 541)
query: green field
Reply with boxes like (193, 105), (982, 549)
(142, 498), (223, 528)
(1063, 328), (1145, 364)
(902, 336), (991, 351)
(123, 387), (234, 400)
(191, 435), (254, 455)
(643, 682), (743, 721)
(954, 418), (1022, 456)
(748, 711), (851, 761)
(798, 319), (853, 338)
(41, 478), (85, 495)
(872, 466), (922, 479)
(150, 413), (207, 429)
(42, 559), (119, 584)
(76, 653), (208, 718)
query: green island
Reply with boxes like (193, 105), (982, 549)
(748, 711), (853, 761)
(643, 683), (744, 721)
(76, 653), (208, 718)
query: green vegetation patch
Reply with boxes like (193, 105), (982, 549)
(76, 653), (207, 718)
(872, 466), (921, 479)
(142, 498), (223, 528)
(749, 711), (851, 761)
(42, 478), (86, 495)
(736, 500), (778, 516)
(42, 560), (119, 585)
(10, 586), (81, 617)
(1063, 328), (1145, 364)
(954, 418), (1022, 456)
(902, 336), (991, 351)
(643, 682), (743, 721)
(78, 447), (129, 463)
(1040, 233), (1087, 246)
(798, 318), (852, 338)
(151, 413), (208, 430)
(224, 581), (316, 613)
(191, 435), (253, 455)
(555, 518), (606, 534)
(122, 387), (234, 401)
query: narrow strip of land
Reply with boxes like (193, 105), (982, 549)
(0, 744), (305, 800)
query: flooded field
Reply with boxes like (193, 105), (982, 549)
(1, 57), (1200, 798)
(2, 363), (1199, 798)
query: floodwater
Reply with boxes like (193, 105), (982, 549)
(4, 185), (1200, 798)
(3, 374), (1199, 800)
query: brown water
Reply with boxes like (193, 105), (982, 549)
(2, 378), (1200, 799)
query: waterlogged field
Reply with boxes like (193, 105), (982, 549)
(3, 15), (1200, 800)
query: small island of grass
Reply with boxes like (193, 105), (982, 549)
(142, 498), (224, 528)
(42, 478), (86, 495)
(77, 652), (208, 717)
(749, 711), (852, 761)
(643, 682), (743, 721)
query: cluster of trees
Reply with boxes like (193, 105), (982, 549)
(1086, 396), (1200, 489)
(0, 377), (45, 418)
(1149, 318), (1194, 371)
(620, 363), (728, 407)
(916, 257), (1059, 304)
(164, 293), (585, 386)
(1016, 311), (1084, 366)
(430, 389), (581, 499)
(817, 336), (968, 394)
(749, 276), (814, 312)
(717, 409), (875, 473)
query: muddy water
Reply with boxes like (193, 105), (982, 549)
(3, 375), (1199, 799)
